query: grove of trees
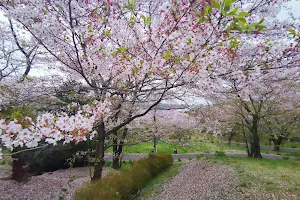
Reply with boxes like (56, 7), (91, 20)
(0, 0), (299, 181)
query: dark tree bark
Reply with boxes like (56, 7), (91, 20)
(92, 121), (106, 181)
(227, 131), (235, 145)
(112, 127), (128, 169)
(241, 125), (251, 157)
(153, 134), (157, 153)
(153, 108), (158, 153)
(272, 136), (284, 151)
(12, 154), (29, 182)
(249, 115), (262, 158)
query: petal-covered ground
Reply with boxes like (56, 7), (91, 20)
(155, 160), (245, 200)
(0, 165), (109, 200)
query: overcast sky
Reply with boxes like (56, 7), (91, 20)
(277, 0), (300, 20)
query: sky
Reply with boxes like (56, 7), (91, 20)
(277, 0), (300, 20)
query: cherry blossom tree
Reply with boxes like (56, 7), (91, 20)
(0, 16), (40, 82)
(0, 0), (295, 179)
(262, 101), (300, 151)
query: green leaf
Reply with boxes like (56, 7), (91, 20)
(186, 38), (192, 45)
(205, 6), (212, 15)
(224, 0), (235, 12)
(197, 17), (207, 23)
(162, 50), (172, 60)
(258, 18), (264, 24)
(116, 46), (127, 54)
(173, 57), (181, 63)
(186, 54), (191, 61)
(237, 11), (248, 18)
(132, 0), (136, 8)
(105, 29), (111, 38)
(289, 29), (297, 36)
(228, 7), (239, 16)
(129, 15), (136, 25)
(212, 1), (221, 9)
(257, 25), (266, 31)
(141, 15), (151, 25)
(234, 17), (247, 26)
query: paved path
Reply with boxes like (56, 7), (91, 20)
(166, 139), (300, 152)
(104, 152), (297, 161)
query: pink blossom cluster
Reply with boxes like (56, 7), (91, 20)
(0, 100), (112, 158)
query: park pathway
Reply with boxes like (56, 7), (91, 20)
(155, 160), (246, 200)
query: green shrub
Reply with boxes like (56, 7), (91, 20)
(74, 152), (173, 200)
(105, 161), (112, 167)
(196, 154), (204, 160)
(178, 158), (181, 162)
(282, 156), (290, 160)
(128, 160), (133, 165)
(215, 151), (226, 157)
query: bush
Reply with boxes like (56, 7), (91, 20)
(282, 156), (290, 160)
(105, 161), (112, 167)
(21, 140), (96, 175)
(196, 154), (204, 160)
(128, 160), (133, 165)
(215, 151), (226, 157)
(74, 152), (173, 200)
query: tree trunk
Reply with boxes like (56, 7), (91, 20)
(112, 131), (120, 169)
(153, 134), (157, 153)
(153, 108), (157, 153)
(112, 127), (127, 169)
(12, 154), (29, 182)
(92, 121), (106, 181)
(249, 115), (262, 158)
(273, 136), (283, 151)
(227, 131), (235, 145)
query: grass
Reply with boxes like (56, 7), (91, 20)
(106, 141), (247, 154)
(208, 156), (300, 199)
(106, 141), (300, 159)
(282, 141), (300, 148)
(106, 141), (189, 154)
(136, 162), (184, 200)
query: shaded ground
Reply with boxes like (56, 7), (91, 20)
(0, 165), (110, 200)
(155, 160), (246, 200)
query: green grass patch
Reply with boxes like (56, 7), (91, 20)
(106, 142), (189, 154)
(208, 156), (300, 199)
(106, 141), (247, 154)
(282, 142), (300, 149)
(136, 162), (184, 200)
(106, 141), (299, 159)
(74, 153), (173, 200)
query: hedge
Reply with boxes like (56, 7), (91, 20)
(73, 152), (173, 200)
(15, 140), (96, 176)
